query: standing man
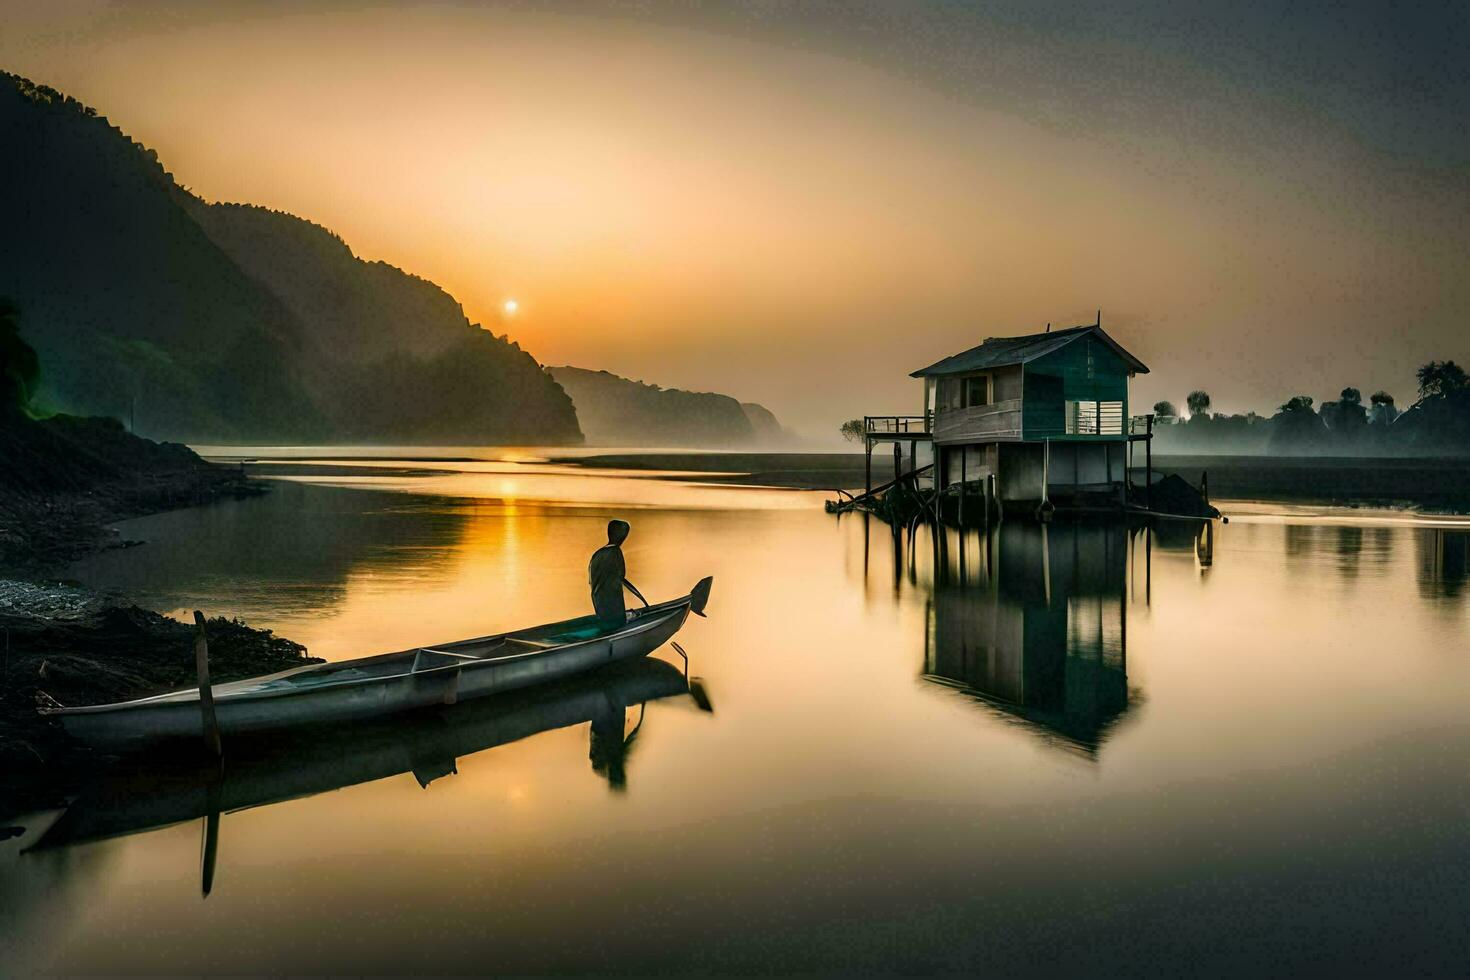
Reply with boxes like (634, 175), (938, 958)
(589, 519), (646, 625)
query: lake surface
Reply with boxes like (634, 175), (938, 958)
(4, 452), (1469, 975)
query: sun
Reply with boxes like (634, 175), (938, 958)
(502, 298), (519, 316)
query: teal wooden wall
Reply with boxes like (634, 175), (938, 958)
(1021, 337), (1130, 440)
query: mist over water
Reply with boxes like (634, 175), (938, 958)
(3, 456), (1467, 974)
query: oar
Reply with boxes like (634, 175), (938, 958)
(670, 642), (714, 713)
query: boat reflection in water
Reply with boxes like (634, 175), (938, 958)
(28, 657), (702, 882)
(920, 519), (1151, 757)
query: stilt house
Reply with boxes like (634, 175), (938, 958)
(864, 322), (1155, 511)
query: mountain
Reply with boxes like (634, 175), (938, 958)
(0, 71), (581, 445)
(739, 401), (791, 443)
(185, 203), (579, 444)
(548, 366), (788, 447)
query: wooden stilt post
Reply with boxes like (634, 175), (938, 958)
(893, 442), (902, 485)
(864, 437), (872, 497)
(193, 611), (222, 758)
(1145, 416), (1154, 513)
(958, 447), (966, 527)
(1145, 525), (1153, 605)
(1107, 442), (1121, 507)
(1041, 523), (1052, 607)
(1037, 439), (1053, 522)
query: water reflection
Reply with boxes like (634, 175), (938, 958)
(26, 659), (697, 886)
(920, 521), (1139, 757)
(8, 461), (1470, 975)
(1417, 528), (1470, 599)
(67, 482), (473, 623)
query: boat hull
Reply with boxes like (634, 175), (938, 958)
(31, 658), (691, 852)
(53, 599), (693, 747)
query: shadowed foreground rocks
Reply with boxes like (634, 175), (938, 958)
(0, 414), (315, 823)
(0, 589), (319, 823)
(0, 413), (259, 570)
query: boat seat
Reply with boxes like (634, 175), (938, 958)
(412, 648), (481, 672)
(500, 638), (557, 651)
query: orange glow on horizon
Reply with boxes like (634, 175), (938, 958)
(3, 4), (1463, 436)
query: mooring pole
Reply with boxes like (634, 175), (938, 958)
(201, 779), (222, 897)
(193, 611), (222, 758)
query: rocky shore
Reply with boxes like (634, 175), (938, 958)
(0, 413), (316, 825)
(0, 581), (319, 824)
(0, 413), (261, 570)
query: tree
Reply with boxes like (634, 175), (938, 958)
(1279, 395), (1314, 414)
(1417, 360), (1469, 400)
(839, 418), (865, 442)
(0, 297), (40, 417)
(1186, 390), (1211, 419)
(1322, 386), (1367, 433)
(1269, 395), (1326, 453)
(1152, 400), (1178, 421)
(1368, 390), (1399, 426)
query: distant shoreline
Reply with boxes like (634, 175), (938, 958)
(549, 452), (898, 491)
(552, 450), (1470, 513)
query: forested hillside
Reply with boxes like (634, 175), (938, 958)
(0, 72), (581, 445)
(550, 366), (788, 446)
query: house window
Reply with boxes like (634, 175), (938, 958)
(1066, 400), (1123, 434)
(937, 378), (963, 411)
(964, 376), (990, 408)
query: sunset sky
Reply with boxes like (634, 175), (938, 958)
(3, 1), (1466, 438)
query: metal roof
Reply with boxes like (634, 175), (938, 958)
(909, 324), (1150, 377)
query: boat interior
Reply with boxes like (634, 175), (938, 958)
(54, 579), (709, 711)
(180, 604), (681, 701)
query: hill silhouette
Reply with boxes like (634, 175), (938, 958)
(188, 203), (580, 443)
(549, 366), (788, 447)
(0, 71), (581, 445)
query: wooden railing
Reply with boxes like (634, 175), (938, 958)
(865, 415), (930, 435)
(867, 407), (1155, 443)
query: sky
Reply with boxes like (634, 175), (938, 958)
(2, 1), (1467, 439)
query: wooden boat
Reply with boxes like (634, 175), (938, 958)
(40, 577), (712, 747)
(28, 657), (695, 854)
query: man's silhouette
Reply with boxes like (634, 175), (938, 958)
(589, 519), (646, 625)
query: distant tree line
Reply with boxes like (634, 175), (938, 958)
(1151, 359), (1470, 455)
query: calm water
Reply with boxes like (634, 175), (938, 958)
(3, 454), (1469, 975)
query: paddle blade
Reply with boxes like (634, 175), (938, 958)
(690, 576), (714, 617)
(688, 676), (714, 713)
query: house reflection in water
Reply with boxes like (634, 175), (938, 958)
(1417, 528), (1469, 599)
(923, 520), (1140, 757)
